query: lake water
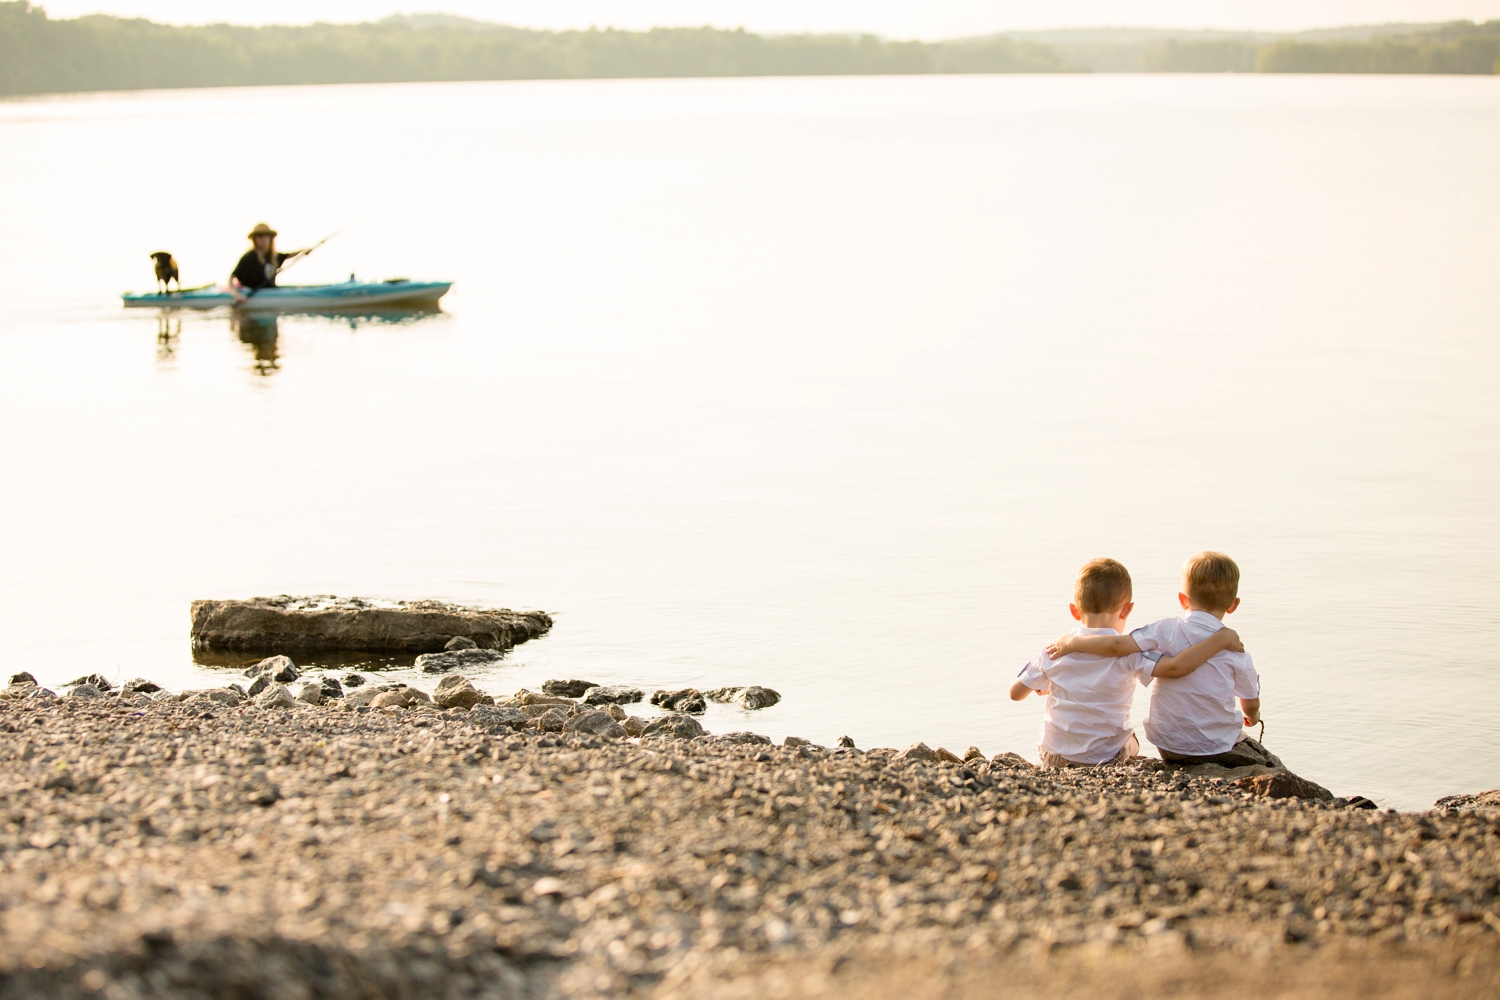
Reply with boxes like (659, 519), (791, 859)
(1, 74), (1497, 810)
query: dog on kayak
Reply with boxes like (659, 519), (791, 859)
(150, 251), (180, 293)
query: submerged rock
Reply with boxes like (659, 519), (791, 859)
(704, 686), (782, 710)
(651, 688), (706, 715)
(542, 679), (599, 698)
(66, 673), (113, 692)
(121, 678), (162, 695)
(444, 636), (478, 651)
(341, 673), (366, 688)
(582, 685), (643, 706)
(191, 596), (552, 655)
(415, 648), (505, 673)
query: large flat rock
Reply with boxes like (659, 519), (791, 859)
(190, 595), (552, 655)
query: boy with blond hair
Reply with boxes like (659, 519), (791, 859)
(1049, 551), (1262, 765)
(1010, 557), (1241, 768)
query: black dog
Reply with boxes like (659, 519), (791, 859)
(150, 251), (180, 293)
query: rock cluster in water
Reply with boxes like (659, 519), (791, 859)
(189, 595), (553, 655)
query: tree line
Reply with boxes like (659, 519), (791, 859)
(1144, 22), (1500, 73)
(0, 3), (1065, 96)
(2, 3), (1497, 98)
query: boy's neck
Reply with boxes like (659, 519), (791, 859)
(1076, 614), (1123, 631)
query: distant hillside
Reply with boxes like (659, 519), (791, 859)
(0, 3), (1064, 97)
(1, 3), (1497, 98)
(1003, 20), (1500, 73)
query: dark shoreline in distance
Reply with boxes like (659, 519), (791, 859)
(1, 4), (1498, 99)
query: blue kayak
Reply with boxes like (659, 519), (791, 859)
(123, 278), (451, 311)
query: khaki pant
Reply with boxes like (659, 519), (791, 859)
(1039, 732), (1139, 769)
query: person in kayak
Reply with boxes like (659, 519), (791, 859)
(229, 223), (304, 299)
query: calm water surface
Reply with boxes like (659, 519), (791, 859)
(1, 74), (1497, 809)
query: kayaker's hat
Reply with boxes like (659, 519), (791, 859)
(247, 223), (277, 239)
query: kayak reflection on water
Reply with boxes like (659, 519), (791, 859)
(223, 306), (446, 377)
(232, 312), (280, 376)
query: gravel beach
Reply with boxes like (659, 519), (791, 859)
(1, 687), (1497, 998)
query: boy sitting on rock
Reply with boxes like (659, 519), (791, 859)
(1048, 551), (1269, 767)
(1010, 557), (1242, 768)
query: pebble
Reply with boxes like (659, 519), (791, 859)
(2, 682), (1495, 1000)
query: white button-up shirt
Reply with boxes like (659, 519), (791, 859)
(1016, 627), (1155, 765)
(1131, 610), (1260, 756)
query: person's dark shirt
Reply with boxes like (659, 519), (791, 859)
(232, 250), (294, 290)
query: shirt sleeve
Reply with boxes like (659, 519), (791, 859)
(1135, 650), (1161, 685)
(1129, 619), (1169, 653)
(1015, 652), (1051, 690)
(1232, 653), (1261, 699)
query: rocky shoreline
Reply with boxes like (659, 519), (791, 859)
(1, 673), (1497, 999)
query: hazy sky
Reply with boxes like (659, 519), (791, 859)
(36, 1), (1500, 37)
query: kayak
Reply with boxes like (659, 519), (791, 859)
(122, 279), (452, 311)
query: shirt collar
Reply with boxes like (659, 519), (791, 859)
(1183, 609), (1224, 630)
(1072, 626), (1121, 635)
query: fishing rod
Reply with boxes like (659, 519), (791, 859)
(276, 230), (341, 276)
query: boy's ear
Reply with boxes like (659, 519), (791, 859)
(1225, 598), (1241, 615)
(1068, 603), (1083, 622)
(1178, 592), (1191, 610)
(1119, 601), (1134, 621)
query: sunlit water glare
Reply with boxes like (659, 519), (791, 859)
(1, 74), (1497, 809)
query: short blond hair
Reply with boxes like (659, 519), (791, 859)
(1074, 558), (1132, 614)
(1183, 551), (1239, 611)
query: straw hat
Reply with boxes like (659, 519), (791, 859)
(247, 222), (278, 239)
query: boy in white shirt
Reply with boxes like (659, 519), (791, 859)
(1049, 551), (1263, 766)
(1010, 557), (1242, 768)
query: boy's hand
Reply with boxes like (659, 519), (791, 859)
(1218, 628), (1245, 653)
(1045, 634), (1075, 658)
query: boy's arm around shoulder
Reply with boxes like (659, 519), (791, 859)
(1046, 633), (1140, 658)
(1151, 628), (1245, 679)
